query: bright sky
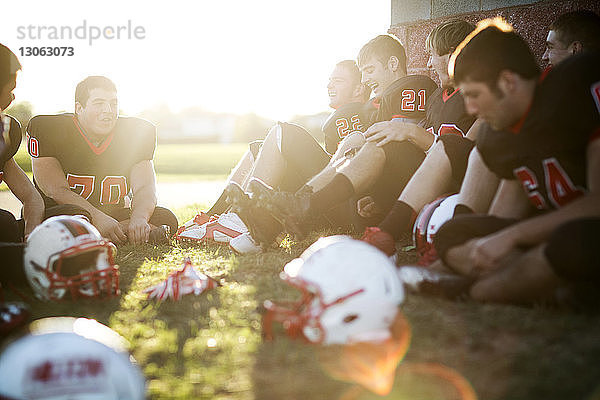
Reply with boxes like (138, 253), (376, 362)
(0, 0), (391, 120)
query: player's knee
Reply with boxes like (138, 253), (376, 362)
(545, 218), (600, 282)
(381, 141), (424, 172)
(438, 135), (475, 185)
(0, 209), (20, 242)
(248, 140), (263, 160)
(150, 206), (179, 236)
(342, 131), (366, 150)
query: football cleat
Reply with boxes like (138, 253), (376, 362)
(250, 180), (311, 239)
(360, 227), (396, 257)
(176, 212), (248, 243)
(175, 212), (217, 239)
(229, 232), (261, 254)
(224, 182), (252, 211)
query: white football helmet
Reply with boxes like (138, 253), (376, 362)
(263, 236), (404, 345)
(0, 317), (145, 400)
(412, 194), (458, 265)
(23, 216), (119, 301)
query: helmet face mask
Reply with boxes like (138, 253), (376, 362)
(25, 216), (120, 301)
(48, 241), (119, 300)
(264, 275), (366, 344)
(263, 236), (404, 346)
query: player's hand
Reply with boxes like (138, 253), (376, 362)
(364, 120), (413, 147)
(469, 230), (517, 273)
(357, 196), (383, 218)
(127, 216), (151, 245)
(94, 213), (128, 244)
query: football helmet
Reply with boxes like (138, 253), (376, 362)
(412, 194), (458, 265)
(263, 236), (404, 345)
(23, 216), (119, 301)
(0, 317), (145, 400)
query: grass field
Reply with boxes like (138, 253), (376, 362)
(3, 144), (600, 399)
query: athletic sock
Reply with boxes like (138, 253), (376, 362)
(308, 173), (355, 215)
(207, 190), (231, 216)
(453, 203), (474, 216)
(378, 200), (416, 240)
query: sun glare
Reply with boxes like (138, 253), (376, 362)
(2, 0), (390, 121)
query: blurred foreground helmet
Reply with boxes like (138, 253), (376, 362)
(24, 216), (119, 301)
(0, 317), (145, 400)
(263, 236), (404, 345)
(412, 194), (458, 265)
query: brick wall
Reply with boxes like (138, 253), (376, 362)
(389, 0), (600, 80)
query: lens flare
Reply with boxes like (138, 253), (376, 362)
(318, 312), (411, 395)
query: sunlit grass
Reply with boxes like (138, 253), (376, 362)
(3, 143), (600, 399)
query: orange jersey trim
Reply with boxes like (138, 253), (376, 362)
(72, 116), (115, 155)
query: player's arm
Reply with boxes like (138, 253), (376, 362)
(127, 160), (158, 244)
(364, 120), (435, 152)
(32, 156), (128, 243)
(471, 139), (600, 270)
(2, 158), (44, 238)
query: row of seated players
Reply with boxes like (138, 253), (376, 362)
(177, 11), (600, 309)
(1, 11), (600, 311)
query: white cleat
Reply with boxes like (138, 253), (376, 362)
(176, 212), (248, 244)
(229, 232), (261, 254)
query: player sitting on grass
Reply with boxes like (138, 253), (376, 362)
(229, 34), (438, 251)
(366, 11), (600, 263)
(0, 43), (43, 336)
(403, 17), (600, 307)
(28, 76), (178, 245)
(358, 19), (480, 259)
(176, 60), (372, 250)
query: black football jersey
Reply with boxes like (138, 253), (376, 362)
(0, 115), (22, 184)
(425, 87), (476, 138)
(477, 51), (600, 211)
(374, 75), (439, 124)
(27, 114), (156, 213)
(321, 102), (372, 154)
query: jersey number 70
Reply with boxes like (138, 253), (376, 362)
(67, 174), (128, 205)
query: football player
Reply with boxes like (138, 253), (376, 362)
(361, 19), (479, 254)
(0, 44), (44, 287)
(246, 35), (438, 242)
(28, 76), (178, 245)
(177, 60), (372, 250)
(0, 44), (44, 244)
(369, 11), (600, 259)
(542, 10), (600, 68)
(0, 43), (44, 337)
(427, 18), (600, 306)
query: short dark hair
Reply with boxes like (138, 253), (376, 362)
(426, 19), (476, 56)
(357, 35), (407, 75)
(449, 18), (540, 89)
(0, 44), (21, 88)
(75, 76), (117, 106)
(549, 10), (600, 52)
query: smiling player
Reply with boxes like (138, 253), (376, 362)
(28, 76), (178, 245)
